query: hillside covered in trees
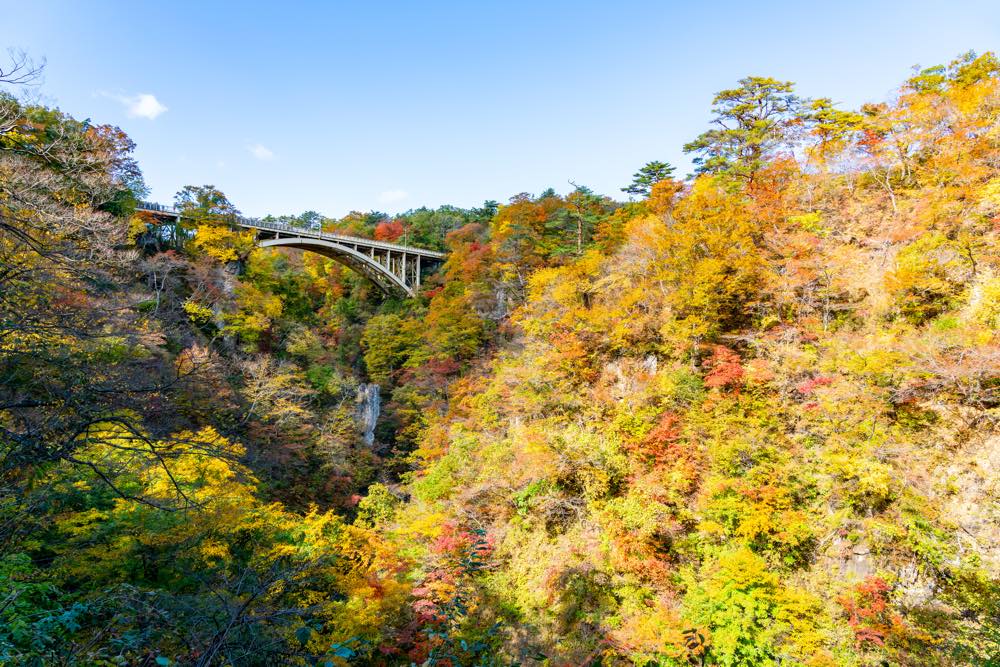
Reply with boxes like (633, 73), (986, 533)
(2, 50), (999, 666)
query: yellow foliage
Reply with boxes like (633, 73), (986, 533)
(885, 232), (967, 323)
(182, 299), (215, 326)
(396, 511), (449, 539)
(192, 224), (257, 263)
(968, 272), (1000, 330)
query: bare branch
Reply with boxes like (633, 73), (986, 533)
(0, 49), (44, 86)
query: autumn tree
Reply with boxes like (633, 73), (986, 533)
(5, 44), (1000, 667)
(175, 184), (257, 263)
(0, 72), (159, 495)
(374, 218), (405, 242)
(361, 313), (416, 384)
(804, 97), (864, 165)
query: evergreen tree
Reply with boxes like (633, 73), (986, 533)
(683, 76), (803, 183)
(622, 160), (675, 196)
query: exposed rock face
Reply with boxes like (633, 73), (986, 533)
(356, 383), (380, 448)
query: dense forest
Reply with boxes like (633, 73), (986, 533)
(2, 49), (999, 666)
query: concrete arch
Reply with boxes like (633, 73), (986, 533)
(259, 237), (414, 297)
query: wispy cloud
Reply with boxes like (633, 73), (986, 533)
(248, 143), (274, 161)
(102, 92), (168, 119)
(378, 189), (409, 204)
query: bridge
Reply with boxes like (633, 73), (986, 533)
(137, 202), (446, 297)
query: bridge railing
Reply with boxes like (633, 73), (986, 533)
(239, 218), (445, 258)
(137, 200), (180, 214)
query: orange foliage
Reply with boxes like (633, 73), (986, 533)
(746, 157), (799, 230)
(374, 219), (405, 241)
(646, 178), (685, 216)
(629, 412), (683, 466)
(702, 345), (745, 390)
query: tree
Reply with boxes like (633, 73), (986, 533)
(374, 219), (405, 242)
(471, 199), (499, 223)
(683, 77), (803, 183)
(0, 48), (44, 86)
(804, 97), (863, 165)
(545, 184), (614, 255)
(0, 78), (158, 502)
(622, 160), (675, 196)
(361, 313), (416, 384)
(175, 184), (239, 223)
(175, 185), (256, 262)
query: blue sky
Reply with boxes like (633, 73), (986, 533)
(3, 1), (999, 217)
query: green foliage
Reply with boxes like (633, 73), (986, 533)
(355, 483), (400, 527)
(622, 160), (676, 196)
(411, 446), (462, 501)
(0, 553), (86, 663)
(683, 76), (803, 182)
(682, 548), (788, 666)
(361, 312), (416, 384)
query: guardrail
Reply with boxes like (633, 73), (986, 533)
(138, 200), (179, 214)
(240, 218), (445, 258)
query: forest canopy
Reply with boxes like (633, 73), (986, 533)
(1, 49), (999, 666)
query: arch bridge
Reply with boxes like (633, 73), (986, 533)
(137, 202), (445, 297)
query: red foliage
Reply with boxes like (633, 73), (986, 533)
(630, 412), (683, 466)
(606, 524), (677, 584)
(703, 345), (745, 390)
(431, 521), (494, 561)
(394, 524), (495, 662)
(374, 219), (405, 241)
(837, 576), (907, 648)
(858, 128), (885, 153)
(444, 222), (485, 248)
(625, 412), (703, 501)
(795, 375), (834, 395)
(432, 524), (472, 555)
(423, 358), (462, 377)
(393, 358), (462, 399)
(52, 286), (90, 308)
(412, 598), (442, 623)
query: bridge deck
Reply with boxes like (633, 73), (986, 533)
(244, 219), (445, 259)
(136, 202), (445, 259)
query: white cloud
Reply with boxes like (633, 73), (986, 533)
(248, 143), (274, 161)
(108, 93), (167, 119)
(378, 189), (409, 204)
